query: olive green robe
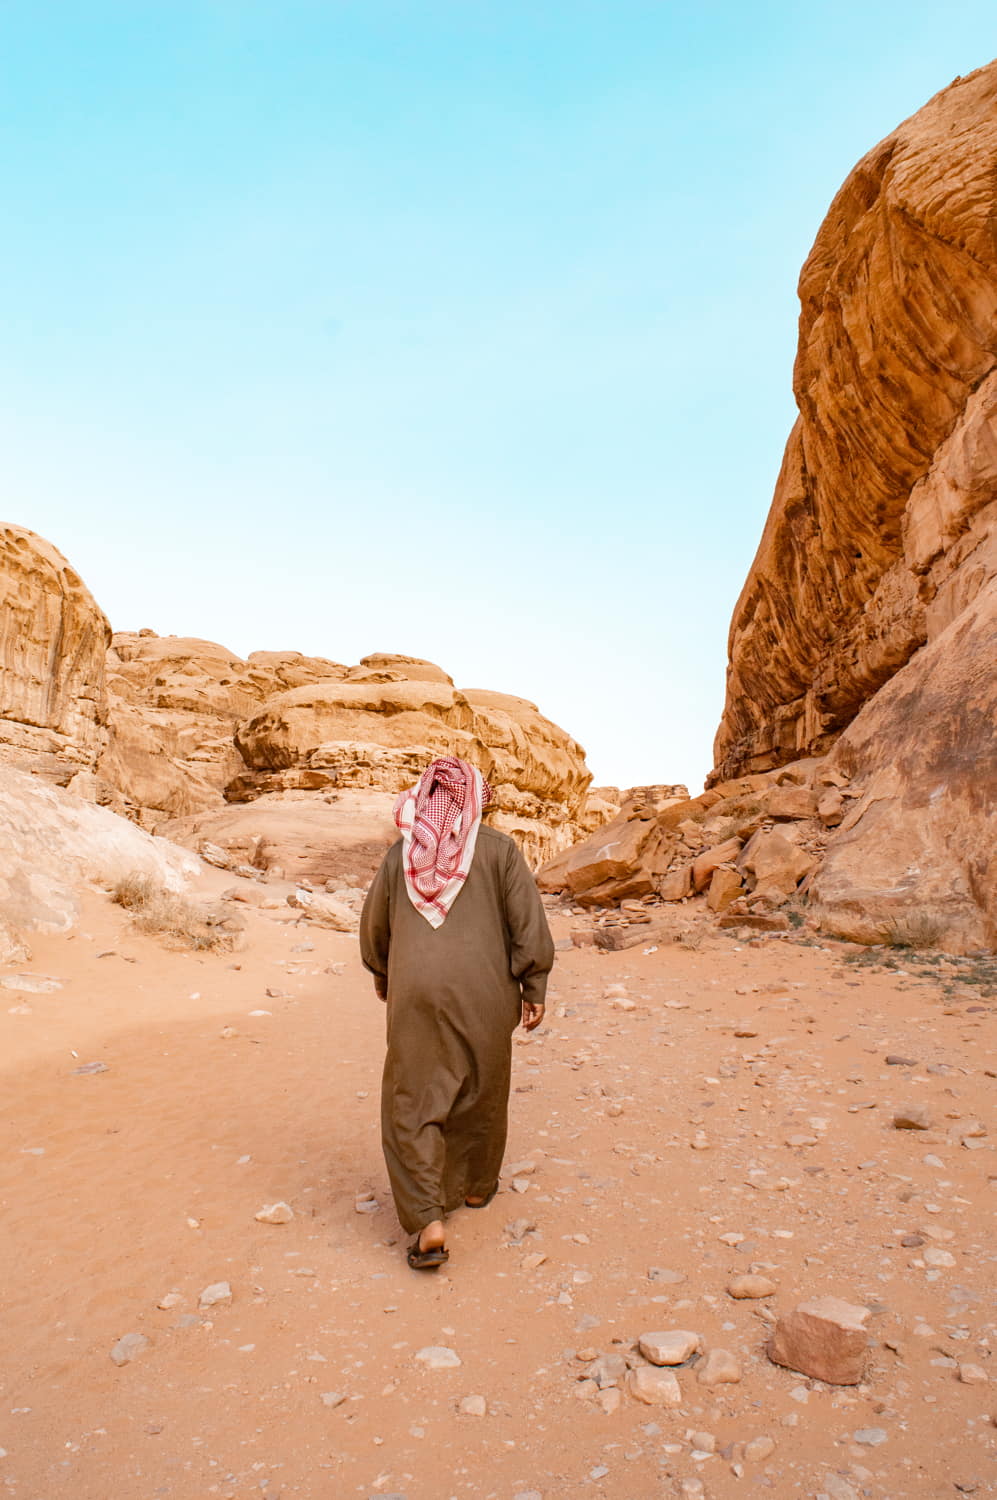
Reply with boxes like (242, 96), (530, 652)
(360, 825), (555, 1235)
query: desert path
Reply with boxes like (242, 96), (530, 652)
(2, 882), (995, 1500)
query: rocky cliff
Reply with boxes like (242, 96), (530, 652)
(539, 65), (997, 954)
(712, 63), (997, 783)
(0, 525), (111, 784)
(704, 63), (997, 952)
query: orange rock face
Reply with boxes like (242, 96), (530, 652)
(712, 64), (997, 782)
(232, 666), (594, 866)
(0, 525), (111, 782)
(812, 578), (997, 951)
(98, 637), (595, 866)
(100, 633), (348, 825)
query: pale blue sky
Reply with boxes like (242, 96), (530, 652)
(3, 4), (994, 787)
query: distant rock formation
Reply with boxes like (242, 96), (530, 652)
(0, 529), (602, 877)
(0, 524), (111, 784)
(230, 659), (593, 865)
(712, 64), (997, 786)
(99, 632), (350, 824)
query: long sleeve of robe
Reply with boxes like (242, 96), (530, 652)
(359, 825), (555, 1234)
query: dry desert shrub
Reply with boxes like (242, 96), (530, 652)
(112, 873), (238, 951)
(880, 911), (948, 951)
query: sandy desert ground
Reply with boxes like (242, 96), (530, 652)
(1, 873), (995, 1500)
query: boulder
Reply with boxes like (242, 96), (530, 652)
(286, 888), (355, 931)
(738, 828), (816, 903)
(537, 808), (655, 898)
(658, 864), (694, 902)
(767, 1296), (870, 1385)
(707, 866), (744, 912)
(763, 786), (818, 821)
(692, 837), (743, 892)
(0, 524), (111, 781)
(817, 789), (845, 827)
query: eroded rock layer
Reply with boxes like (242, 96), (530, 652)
(712, 63), (997, 782)
(100, 633), (348, 825)
(231, 662), (594, 866)
(0, 525), (111, 782)
(0, 525), (603, 869)
(812, 578), (997, 952)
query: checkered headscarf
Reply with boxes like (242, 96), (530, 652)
(393, 756), (493, 927)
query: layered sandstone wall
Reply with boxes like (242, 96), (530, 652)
(0, 524), (111, 782)
(231, 659), (594, 866)
(711, 63), (997, 782)
(99, 633), (349, 825)
(0, 521), (601, 871)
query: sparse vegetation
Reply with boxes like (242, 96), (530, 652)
(112, 873), (240, 951)
(879, 911), (948, 951)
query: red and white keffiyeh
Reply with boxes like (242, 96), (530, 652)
(393, 756), (493, 928)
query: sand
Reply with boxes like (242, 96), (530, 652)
(1, 879), (995, 1499)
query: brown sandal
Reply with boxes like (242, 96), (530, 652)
(406, 1237), (449, 1270)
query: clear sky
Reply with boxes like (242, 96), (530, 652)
(3, 4), (995, 790)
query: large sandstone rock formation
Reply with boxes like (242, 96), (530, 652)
(99, 633), (348, 825)
(812, 577), (997, 951)
(704, 64), (997, 952)
(230, 659), (593, 865)
(712, 63), (997, 783)
(104, 640), (595, 869)
(0, 526), (601, 872)
(0, 525), (111, 783)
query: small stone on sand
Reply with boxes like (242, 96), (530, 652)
(110, 1332), (149, 1366)
(255, 1201), (294, 1224)
(414, 1346), (461, 1369)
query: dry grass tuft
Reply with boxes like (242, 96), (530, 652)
(880, 910), (948, 951)
(112, 874), (239, 951)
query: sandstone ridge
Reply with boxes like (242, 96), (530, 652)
(539, 68), (997, 954)
(712, 63), (997, 787)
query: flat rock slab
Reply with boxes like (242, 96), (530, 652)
(697, 1348), (742, 1385)
(0, 974), (62, 993)
(627, 1365), (683, 1406)
(414, 1346), (461, 1369)
(768, 1295), (870, 1384)
(638, 1330), (701, 1365)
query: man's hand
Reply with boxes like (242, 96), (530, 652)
(374, 977), (388, 1003)
(522, 999), (545, 1032)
